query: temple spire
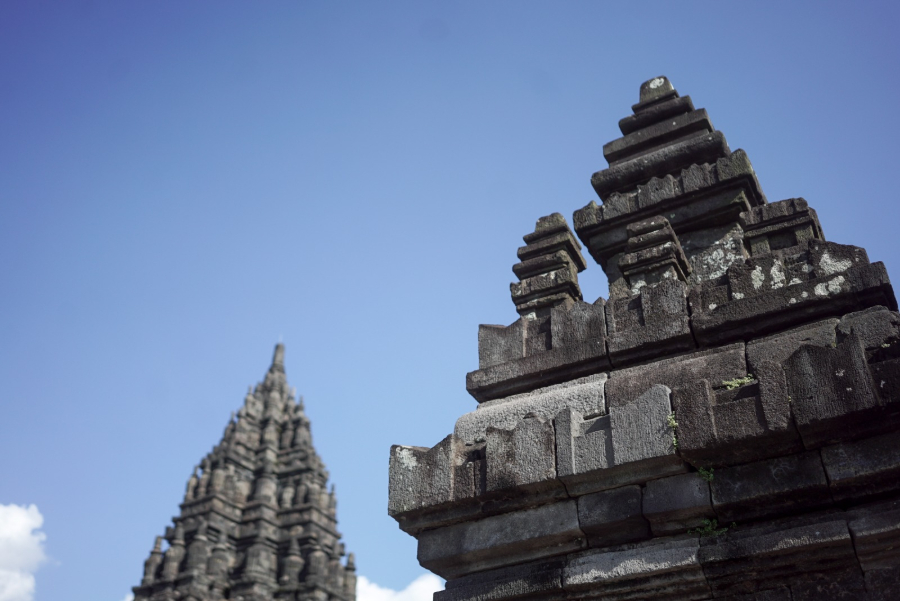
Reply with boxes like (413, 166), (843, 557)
(133, 345), (354, 601)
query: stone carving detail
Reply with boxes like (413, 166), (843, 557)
(133, 345), (355, 601)
(390, 77), (900, 600)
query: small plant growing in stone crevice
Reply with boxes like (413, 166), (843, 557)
(688, 519), (732, 537)
(667, 412), (679, 449)
(697, 467), (714, 482)
(722, 374), (755, 390)
(666, 413), (678, 429)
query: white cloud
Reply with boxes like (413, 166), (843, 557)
(0, 504), (47, 601)
(357, 573), (443, 601)
(121, 595), (134, 601)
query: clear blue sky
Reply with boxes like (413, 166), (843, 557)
(1, 2), (899, 600)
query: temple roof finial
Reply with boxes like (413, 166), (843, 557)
(270, 343), (285, 373)
(637, 75), (676, 107)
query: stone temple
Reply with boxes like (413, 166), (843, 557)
(134, 344), (356, 601)
(389, 77), (900, 599)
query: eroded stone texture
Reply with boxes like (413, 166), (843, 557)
(455, 373), (606, 445)
(556, 385), (686, 496)
(417, 501), (585, 579)
(643, 472), (715, 535)
(563, 536), (709, 599)
(388, 76), (900, 601)
(699, 520), (858, 596)
(709, 451), (831, 522)
(785, 333), (886, 448)
(134, 345), (355, 601)
(576, 485), (650, 547)
(672, 362), (802, 467)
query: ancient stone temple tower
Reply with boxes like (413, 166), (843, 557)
(134, 344), (356, 601)
(388, 77), (900, 599)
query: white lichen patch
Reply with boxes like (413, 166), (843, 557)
(819, 252), (853, 276)
(631, 277), (647, 296)
(733, 292), (745, 300)
(789, 277), (802, 286)
(814, 275), (846, 297)
(394, 447), (419, 469)
(649, 77), (666, 89)
(708, 304), (717, 311)
(789, 298), (797, 305)
(751, 265), (765, 290)
(801, 291), (808, 298)
(770, 263), (786, 289)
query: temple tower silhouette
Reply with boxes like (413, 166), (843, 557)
(134, 344), (356, 601)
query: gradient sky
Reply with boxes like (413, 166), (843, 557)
(2, 2), (899, 600)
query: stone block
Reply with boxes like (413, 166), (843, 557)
(603, 108), (713, 166)
(745, 318), (838, 375)
(606, 279), (695, 366)
(590, 130), (730, 200)
(726, 255), (791, 301)
(466, 305), (610, 402)
(456, 373), (606, 445)
(577, 187), (758, 277)
(485, 416), (560, 497)
(550, 299), (607, 350)
(698, 520), (857, 596)
(436, 558), (567, 601)
(739, 197), (823, 257)
(606, 342), (746, 409)
(576, 485), (650, 548)
(388, 435), (474, 517)
(610, 384), (674, 464)
(563, 536), (709, 599)
(517, 228), (586, 270)
(555, 408), (612, 478)
(478, 321), (525, 369)
(864, 567), (900, 601)
(718, 589), (792, 601)
(848, 507), (900, 571)
(672, 362), (802, 467)
(556, 386), (686, 496)
(465, 343), (610, 403)
(618, 95), (694, 135)
(809, 240), (869, 279)
(642, 472), (715, 536)
(417, 500), (585, 579)
(691, 261), (896, 346)
(821, 431), (900, 502)
(790, 569), (867, 600)
(510, 263), (581, 312)
(709, 451), (831, 522)
(785, 333), (883, 448)
(836, 305), (900, 351)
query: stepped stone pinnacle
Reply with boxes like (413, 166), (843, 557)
(134, 344), (356, 601)
(389, 77), (900, 600)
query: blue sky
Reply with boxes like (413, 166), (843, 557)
(1, 2), (899, 600)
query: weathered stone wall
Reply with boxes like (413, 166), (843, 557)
(389, 77), (900, 600)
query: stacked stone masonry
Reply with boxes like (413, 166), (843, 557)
(389, 77), (900, 599)
(134, 345), (356, 601)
